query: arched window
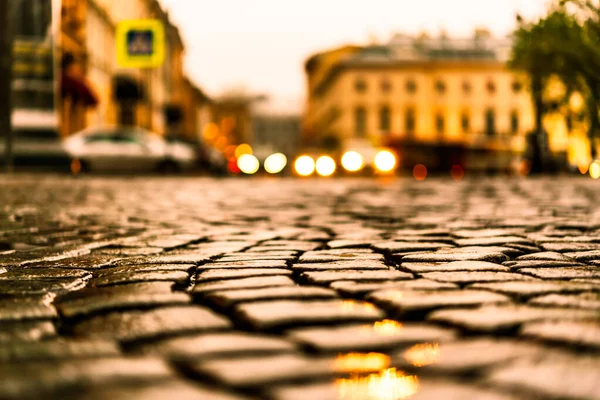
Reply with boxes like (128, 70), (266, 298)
(435, 112), (445, 136)
(381, 79), (392, 93)
(379, 106), (391, 133)
(510, 110), (519, 134)
(485, 109), (496, 136)
(487, 80), (496, 94)
(406, 79), (417, 94)
(355, 78), (367, 93)
(435, 80), (446, 94)
(462, 81), (472, 95)
(405, 108), (416, 136)
(461, 112), (470, 133)
(355, 107), (367, 137)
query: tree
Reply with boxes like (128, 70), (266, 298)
(511, 2), (600, 163)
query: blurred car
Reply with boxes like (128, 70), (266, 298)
(0, 109), (71, 171)
(63, 126), (195, 173)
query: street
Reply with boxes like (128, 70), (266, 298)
(0, 175), (599, 399)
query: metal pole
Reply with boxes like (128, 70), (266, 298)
(0, 0), (14, 173)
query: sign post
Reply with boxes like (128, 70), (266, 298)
(0, 0), (14, 172)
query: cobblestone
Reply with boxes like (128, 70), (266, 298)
(1, 175), (599, 398)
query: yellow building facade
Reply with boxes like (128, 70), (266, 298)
(59, 0), (195, 137)
(304, 31), (579, 171)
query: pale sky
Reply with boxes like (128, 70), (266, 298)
(161, 0), (550, 112)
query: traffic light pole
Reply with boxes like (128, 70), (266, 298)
(0, 0), (14, 173)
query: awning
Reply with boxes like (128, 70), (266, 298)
(60, 74), (98, 107)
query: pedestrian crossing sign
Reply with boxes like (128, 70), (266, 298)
(116, 19), (165, 68)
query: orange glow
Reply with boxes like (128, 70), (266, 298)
(224, 145), (237, 159)
(519, 160), (531, 177)
(202, 122), (219, 141)
(334, 353), (390, 373)
(70, 159), (81, 175)
(214, 136), (228, 150)
(235, 143), (253, 158)
(336, 368), (419, 399)
(228, 159), (240, 174)
(413, 164), (427, 180)
(220, 117), (236, 134)
(403, 343), (440, 367)
(450, 165), (464, 181)
(578, 162), (589, 174)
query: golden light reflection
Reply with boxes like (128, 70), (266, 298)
(334, 353), (390, 373)
(371, 320), (403, 336)
(374, 150), (397, 173)
(403, 343), (440, 367)
(341, 300), (377, 311)
(342, 151), (364, 172)
(336, 368), (419, 400)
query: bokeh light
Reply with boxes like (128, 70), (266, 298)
(237, 154), (259, 175)
(227, 159), (240, 174)
(264, 153), (287, 174)
(294, 155), (315, 176)
(202, 122), (219, 141)
(413, 164), (427, 181)
(341, 151), (364, 172)
(450, 165), (464, 181)
(235, 143), (253, 158)
(374, 150), (396, 172)
(316, 155), (336, 177)
(590, 161), (600, 179)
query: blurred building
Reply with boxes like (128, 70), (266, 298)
(251, 114), (301, 160)
(58, 0), (207, 139)
(304, 29), (545, 171)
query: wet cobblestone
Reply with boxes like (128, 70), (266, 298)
(0, 175), (599, 399)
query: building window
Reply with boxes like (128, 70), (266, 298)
(379, 106), (391, 133)
(435, 80), (446, 95)
(405, 108), (416, 135)
(462, 81), (472, 95)
(487, 80), (496, 94)
(485, 109), (496, 136)
(512, 81), (523, 93)
(355, 78), (367, 93)
(381, 79), (392, 93)
(406, 79), (417, 94)
(510, 110), (519, 134)
(435, 112), (445, 136)
(461, 112), (470, 133)
(355, 107), (367, 137)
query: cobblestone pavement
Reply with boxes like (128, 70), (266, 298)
(0, 175), (599, 400)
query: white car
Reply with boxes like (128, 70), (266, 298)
(64, 126), (192, 173)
